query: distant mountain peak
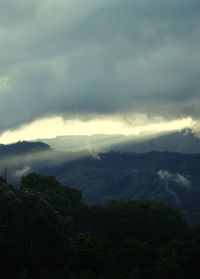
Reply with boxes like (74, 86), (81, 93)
(0, 141), (50, 156)
(30, 128), (200, 154)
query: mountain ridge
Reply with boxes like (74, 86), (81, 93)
(1, 139), (200, 227)
(33, 129), (200, 154)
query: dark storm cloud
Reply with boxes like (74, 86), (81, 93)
(0, 0), (200, 132)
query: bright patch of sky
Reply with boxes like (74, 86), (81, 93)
(0, 116), (194, 144)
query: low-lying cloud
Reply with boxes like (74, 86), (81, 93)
(0, 0), (200, 133)
(157, 170), (191, 188)
(14, 166), (31, 177)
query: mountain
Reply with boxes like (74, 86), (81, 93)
(46, 151), (200, 209)
(0, 141), (51, 180)
(1, 143), (200, 209)
(35, 134), (128, 151)
(0, 141), (50, 157)
(1, 141), (200, 227)
(111, 129), (200, 153)
(35, 129), (200, 154)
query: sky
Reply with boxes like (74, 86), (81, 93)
(0, 0), (200, 143)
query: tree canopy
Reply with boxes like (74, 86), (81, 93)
(0, 173), (199, 278)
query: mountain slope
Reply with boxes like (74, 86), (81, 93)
(35, 129), (200, 154)
(1, 141), (200, 213)
(111, 129), (200, 153)
(0, 141), (50, 157)
(50, 151), (200, 208)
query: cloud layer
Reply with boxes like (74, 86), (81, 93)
(0, 0), (200, 132)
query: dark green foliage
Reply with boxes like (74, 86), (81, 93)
(21, 173), (60, 191)
(0, 173), (200, 278)
(180, 209), (200, 228)
(72, 233), (112, 278)
(115, 239), (159, 278)
(0, 176), (6, 185)
(72, 199), (195, 279)
(89, 200), (188, 246)
(0, 179), (72, 278)
(20, 172), (89, 232)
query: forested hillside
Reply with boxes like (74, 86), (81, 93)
(1, 142), (200, 227)
(1, 142), (200, 211)
(28, 151), (200, 213)
(0, 173), (200, 279)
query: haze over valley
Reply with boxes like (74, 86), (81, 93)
(1, 0), (200, 277)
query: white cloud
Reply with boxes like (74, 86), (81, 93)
(157, 170), (191, 188)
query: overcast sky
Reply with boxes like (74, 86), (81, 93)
(0, 0), (200, 140)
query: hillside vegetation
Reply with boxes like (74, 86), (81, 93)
(1, 142), (200, 227)
(0, 173), (200, 278)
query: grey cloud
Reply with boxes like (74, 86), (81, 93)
(0, 0), (200, 132)
(0, 1), (36, 26)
